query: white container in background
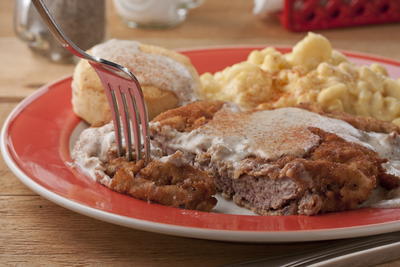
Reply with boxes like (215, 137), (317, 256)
(253, 0), (283, 18)
(113, 0), (204, 29)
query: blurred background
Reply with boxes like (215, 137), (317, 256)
(2, 0), (400, 99)
(5, 0), (400, 58)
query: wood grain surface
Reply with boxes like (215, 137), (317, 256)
(1, 0), (400, 266)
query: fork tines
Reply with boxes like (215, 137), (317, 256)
(91, 62), (151, 163)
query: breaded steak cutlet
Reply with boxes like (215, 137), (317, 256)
(151, 101), (400, 215)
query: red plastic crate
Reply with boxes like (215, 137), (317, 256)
(279, 0), (400, 31)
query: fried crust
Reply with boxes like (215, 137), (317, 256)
(152, 100), (225, 132)
(299, 103), (400, 190)
(105, 156), (217, 211)
(298, 103), (400, 134)
(301, 128), (380, 212)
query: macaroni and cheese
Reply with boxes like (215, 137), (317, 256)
(200, 33), (400, 125)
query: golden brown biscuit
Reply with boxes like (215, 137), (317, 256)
(72, 39), (201, 126)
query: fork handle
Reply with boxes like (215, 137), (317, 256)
(30, 0), (89, 59)
(225, 233), (400, 267)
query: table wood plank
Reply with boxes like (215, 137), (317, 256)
(0, 1), (13, 38)
(0, 39), (74, 100)
(1, 195), (399, 266)
(0, 196), (337, 266)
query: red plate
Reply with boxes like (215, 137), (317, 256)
(2, 47), (400, 242)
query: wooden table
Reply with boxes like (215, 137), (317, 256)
(1, 0), (400, 265)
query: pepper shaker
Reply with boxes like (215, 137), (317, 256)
(14, 0), (105, 63)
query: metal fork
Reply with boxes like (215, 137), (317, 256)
(226, 231), (400, 267)
(32, 0), (150, 163)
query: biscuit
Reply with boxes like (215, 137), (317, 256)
(72, 39), (201, 126)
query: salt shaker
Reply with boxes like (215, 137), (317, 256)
(14, 0), (105, 63)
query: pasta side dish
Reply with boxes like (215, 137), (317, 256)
(200, 32), (400, 125)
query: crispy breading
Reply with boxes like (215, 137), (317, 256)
(299, 103), (400, 190)
(298, 103), (400, 134)
(105, 153), (217, 211)
(301, 128), (380, 213)
(152, 100), (224, 132)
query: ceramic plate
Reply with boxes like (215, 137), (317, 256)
(2, 47), (400, 242)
